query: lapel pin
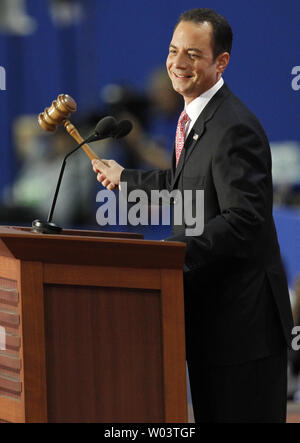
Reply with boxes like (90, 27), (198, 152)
(193, 134), (199, 141)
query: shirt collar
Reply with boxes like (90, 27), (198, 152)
(185, 77), (224, 125)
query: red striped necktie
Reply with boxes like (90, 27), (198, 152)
(175, 110), (190, 166)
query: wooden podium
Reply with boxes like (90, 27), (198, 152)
(0, 226), (187, 423)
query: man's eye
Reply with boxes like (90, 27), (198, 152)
(189, 53), (198, 59)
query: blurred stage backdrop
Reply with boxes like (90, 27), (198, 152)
(0, 0), (299, 286)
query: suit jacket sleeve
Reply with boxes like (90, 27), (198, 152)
(120, 168), (173, 196)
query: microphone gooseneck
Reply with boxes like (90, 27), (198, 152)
(32, 136), (95, 234)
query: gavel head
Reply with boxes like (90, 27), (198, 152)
(38, 94), (77, 132)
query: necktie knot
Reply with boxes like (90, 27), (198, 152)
(175, 110), (190, 166)
(179, 110), (190, 126)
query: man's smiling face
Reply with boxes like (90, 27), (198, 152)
(166, 20), (225, 104)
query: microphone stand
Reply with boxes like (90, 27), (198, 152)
(32, 136), (99, 235)
(31, 116), (132, 234)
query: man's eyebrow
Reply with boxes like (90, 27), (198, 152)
(169, 44), (203, 53)
(187, 47), (203, 53)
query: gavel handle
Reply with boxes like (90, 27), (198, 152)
(64, 120), (99, 161)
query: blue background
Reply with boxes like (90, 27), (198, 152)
(0, 0), (299, 283)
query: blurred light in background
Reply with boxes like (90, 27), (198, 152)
(49, 0), (84, 27)
(0, 0), (37, 35)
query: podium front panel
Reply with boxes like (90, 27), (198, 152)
(0, 228), (187, 423)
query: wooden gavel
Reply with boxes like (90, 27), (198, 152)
(38, 94), (99, 161)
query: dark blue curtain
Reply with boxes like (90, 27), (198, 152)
(0, 0), (299, 193)
(0, 1), (299, 282)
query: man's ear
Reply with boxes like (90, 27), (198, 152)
(216, 52), (230, 74)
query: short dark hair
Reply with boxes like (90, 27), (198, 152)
(177, 8), (233, 60)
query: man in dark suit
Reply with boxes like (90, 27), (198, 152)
(92, 8), (294, 423)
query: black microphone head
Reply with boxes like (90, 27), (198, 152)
(114, 120), (133, 139)
(94, 116), (118, 138)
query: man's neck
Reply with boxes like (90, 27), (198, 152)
(184, 77), (224, 107)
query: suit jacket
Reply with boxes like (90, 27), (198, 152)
(121, 83), (294, 366)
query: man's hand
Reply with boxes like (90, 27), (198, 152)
(92, 159), (124, 191)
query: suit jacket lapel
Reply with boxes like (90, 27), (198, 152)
(171, 83), (231, 189)
(172, 120), (205, 185)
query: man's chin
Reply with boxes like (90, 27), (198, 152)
(172, 84), (191, 97)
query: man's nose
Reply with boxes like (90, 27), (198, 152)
(173, 53), (188, 69)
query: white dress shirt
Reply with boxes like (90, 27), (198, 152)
(185, 77), (224, 137)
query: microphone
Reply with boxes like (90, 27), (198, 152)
(84, 117), (132, 143)
(114, 120), (133, 139)
(32, 116), (132, 234)
(85, 116), (118, 143)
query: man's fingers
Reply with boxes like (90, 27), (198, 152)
(97, 173), (107, 182)
(102, 178), (111, 188)
(97, 172), (113, 188)
(92, 158), (122, 191)
(97, 174), (115, 190)
(92, 159), (109, 173)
